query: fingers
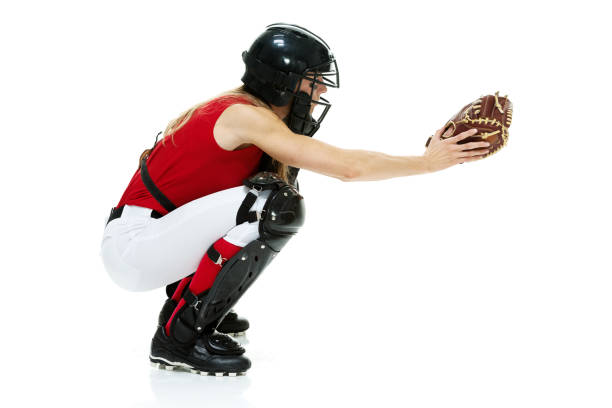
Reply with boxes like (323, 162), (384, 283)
(428, 126), (447, 146)
(459, 155), (486, 164)
(447, 128), (478, 143)
(451, 141), (490, 151)
(457, 148), (489, 158)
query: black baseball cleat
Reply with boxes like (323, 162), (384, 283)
(151, 293), (251, 376)
(216, 311), (249, 336)
(150, 326), (251, 376)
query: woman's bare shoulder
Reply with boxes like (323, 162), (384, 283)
(216, 104), (284, 144)
(224, 103), (278, 124)
(214, 104), (281, 150)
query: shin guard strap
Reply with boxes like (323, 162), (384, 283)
(182, 288), (209, 310)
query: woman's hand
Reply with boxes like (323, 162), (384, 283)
(423, 127), (490, 173)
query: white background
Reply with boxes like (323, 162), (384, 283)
(1, 0), (610, 407)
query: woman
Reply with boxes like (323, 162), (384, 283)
(100, 23), (488, 377)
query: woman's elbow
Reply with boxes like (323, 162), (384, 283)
(337, 161), (362, 182)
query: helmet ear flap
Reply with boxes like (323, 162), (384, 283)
(242, 50), (301, 106)
(241, 73), (292, 106)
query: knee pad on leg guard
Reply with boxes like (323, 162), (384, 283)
(250, 172), (305, 252)
(193, 172), (305, 333)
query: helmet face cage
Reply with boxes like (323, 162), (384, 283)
(288, 58), (339, 136)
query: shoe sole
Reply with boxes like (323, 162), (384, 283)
(149, 355), (246, 377)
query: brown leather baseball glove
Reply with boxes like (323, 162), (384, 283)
(426, 92), (513, 158)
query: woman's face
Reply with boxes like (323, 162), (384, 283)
(298, 74), (328, 113)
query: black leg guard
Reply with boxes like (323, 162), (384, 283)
(165, 289), (245, 355)
(194, 172), (305, 334)
(163, 277), (248, 335)
(195, 239), (278, 334)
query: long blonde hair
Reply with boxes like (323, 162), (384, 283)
(139, 85), (289, 182)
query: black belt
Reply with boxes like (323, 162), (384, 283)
(106, 205), (164, 226)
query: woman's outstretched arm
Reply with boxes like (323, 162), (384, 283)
(215, 104), (490, 182)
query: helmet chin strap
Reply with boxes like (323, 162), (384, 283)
(285, 91), (318, 137)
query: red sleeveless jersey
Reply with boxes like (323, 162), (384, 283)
(115, 96), (263, 215)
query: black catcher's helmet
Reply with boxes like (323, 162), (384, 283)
(241, 23), (339, 137)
